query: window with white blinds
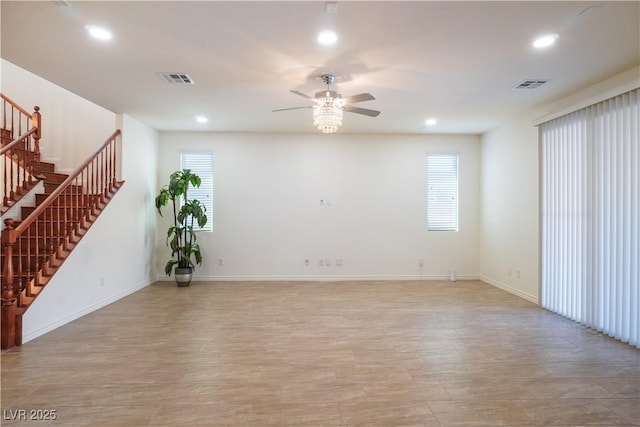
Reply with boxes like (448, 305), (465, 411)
(180, 152), (213, 232)
(540, 88), (639, 348)
(427, 154), (459, 231)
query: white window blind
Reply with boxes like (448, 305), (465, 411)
(427, 154), (459, 231)
(180, 152), (213, 232)
(540, 88), (639, 348)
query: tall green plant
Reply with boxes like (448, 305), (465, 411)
(155, 169), (208, 276)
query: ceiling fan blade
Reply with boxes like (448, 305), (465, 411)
(342, 93), (375, 104)
(290, 90), (313, 100)
(272, 106), (312, 112)
(343, 105), (381, 117)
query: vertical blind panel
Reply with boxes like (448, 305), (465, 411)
(181, 152), (214, 231)
(541, 113), (588, 321)
(427, 154), (459, 231)
(541, 88), (639, 348)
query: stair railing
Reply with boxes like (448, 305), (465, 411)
(1, 94), (42, 212)
(1, 130), (121, 349)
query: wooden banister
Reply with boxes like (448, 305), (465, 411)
(11, 130), (121, 238)
(1, 94), (33, 118)
(0, 128), (37, 155)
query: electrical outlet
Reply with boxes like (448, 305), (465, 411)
(325, 259), (332, 267)
(218, 258), (224, 266)
(319, 259), (324, 267)
(336, 259), (343, 267)
(516, 270), (521, 279)
(304, 259), (310, 267)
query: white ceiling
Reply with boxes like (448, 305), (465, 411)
(2, 1), (638, 134)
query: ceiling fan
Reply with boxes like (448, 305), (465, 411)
(273, 74), (380, 133)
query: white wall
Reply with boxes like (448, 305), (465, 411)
(22, 114), (158, 343)
(119, 114), (159, 284)
(1, 59), (116, 173)
(479, 66), (640, 304)
(157, 132), (481, 281)
(480, 114), (539, 303)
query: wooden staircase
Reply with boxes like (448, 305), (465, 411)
(3, 162), (73, 295)
(1, 93), (124, 349)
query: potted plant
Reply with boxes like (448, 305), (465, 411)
(155, 169), (208, 286)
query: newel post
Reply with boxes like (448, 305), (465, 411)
(1, 219), (17, 349)
(32, 106), (41, 153)
(31, 106), (44, 179)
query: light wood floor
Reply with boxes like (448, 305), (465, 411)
(2, 280), (639, 426)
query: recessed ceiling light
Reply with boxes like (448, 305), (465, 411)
(532, 34), (558, 49)
(195, 116), (208, 124)
(317, 30), (338, 46)
(85, 25), (112, 41)
(425, 118), (438, 126)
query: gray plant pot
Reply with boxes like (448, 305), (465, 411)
(174, 266), (193, 287)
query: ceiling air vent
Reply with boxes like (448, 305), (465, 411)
(157, 72), (195, 84)
(514, 79), (549, 89)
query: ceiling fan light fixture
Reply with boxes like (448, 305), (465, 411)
(313, 98), (343, 133)
(274, 74), (378, 132)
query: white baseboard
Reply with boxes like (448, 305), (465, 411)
(22, 278), (154, 344)
(480, 275), (539, 305)
(155, 274), (480, 282)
